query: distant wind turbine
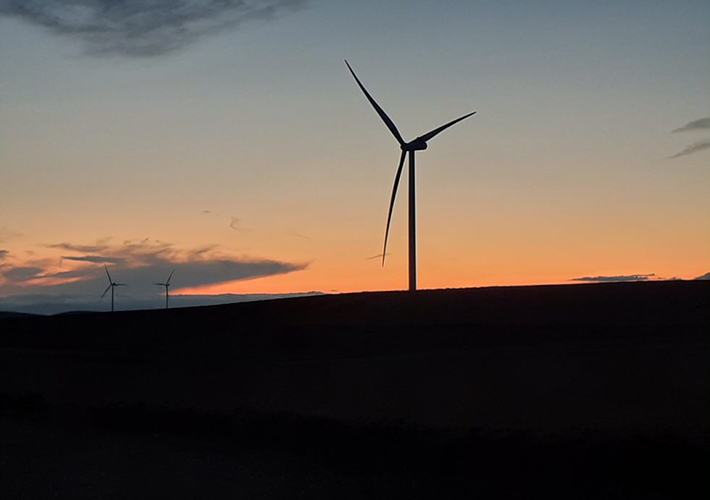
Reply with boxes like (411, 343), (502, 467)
(345, 60), (476, 291)
(154, 269), (175, 310)
(101, 265), (127, 312)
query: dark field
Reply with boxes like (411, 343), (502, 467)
(1, 281), (709, 498)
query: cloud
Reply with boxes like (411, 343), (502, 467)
(3, 266), (45, 283)
(571, 274), (656, 283)
(695, 272), (710, 281)
(672, 117), (710, 133)
(62, 255), (125, 264)
(0, 226), (21, 243)
(47, 241), (112, 253)
(229, 217), (242, 231)
(0, 250), (8, 261)
(1, 237), (307, 297)
(670, 116), (710, 159)
(668, 139), (710, 159)
(0, 0), (306, 57)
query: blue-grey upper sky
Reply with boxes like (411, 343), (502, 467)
(1, 0), (708, 312)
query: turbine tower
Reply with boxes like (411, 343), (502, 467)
(101, 265), (127, 312)
(345, 60), (476, 291)
(154, 269), (175, 310)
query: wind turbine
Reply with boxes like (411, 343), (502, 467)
(101, 265), (127, 312)
(154, 269), (175, 310)
(345, 60), (476, 291)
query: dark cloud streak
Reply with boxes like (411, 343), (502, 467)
(3, 266), (45, 283)
(670, 116), (710, 159)
(62, 255), (125, 264)
(571, 274), (656, 283)
(0, 0), (306, 57)
(668, 139), (710, 159)
(47, 242), (111, 253)
(672, 117), (710, 133)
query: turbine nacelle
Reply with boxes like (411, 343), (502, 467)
(403, 139), (428, 152)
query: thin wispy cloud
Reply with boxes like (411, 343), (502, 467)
(0, 0), (306, 57)
(229, 217), (242, 231)
(61, 255), (125, 264)
(0, 250), (8, 261)
(571, 274), (656, 283)
(47, 240), (112, 253)
(0, 226), (21, 243)
(670, 116), (710, 159)
(3, 266), (45, 283)
(668, 139), (710, 159)
(672, 117), (710, 133)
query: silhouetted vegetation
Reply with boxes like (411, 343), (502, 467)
(0, 391), (47, 417)
(81, 402), (710, 499)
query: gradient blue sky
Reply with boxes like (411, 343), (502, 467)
(1, 0), (708, 312)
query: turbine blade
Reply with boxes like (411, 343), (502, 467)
(345, 60), (405, 146)
(104, 264), (112, 284)
(382, 151), (407, 267)
(116, 283), (127, 286)
(100, 285), (111, 299)
(154, 283), (165, 286)
(166, 268), (175, 285)
(418, 111), (476, 143)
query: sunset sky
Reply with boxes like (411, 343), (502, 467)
(1, 0), (709, 313)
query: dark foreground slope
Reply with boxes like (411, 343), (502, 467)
(1, 280), (709, 433)
(1, 281), (709, 499)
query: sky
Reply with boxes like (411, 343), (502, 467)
(1, 0), (709, 313)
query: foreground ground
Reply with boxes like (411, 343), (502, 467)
(1, 281), (709, 497)
(2, 400), (708, 499)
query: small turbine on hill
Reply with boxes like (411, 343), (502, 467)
(154, 269), (175, 310)
(345, 60), (476, 291)
(101, 265), (127, 312)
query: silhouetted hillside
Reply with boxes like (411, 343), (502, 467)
(1, 280), (708, 357)
(1, 280), (708, 431)
(0, 311), (40, 319)
(2, 281), (709, 498)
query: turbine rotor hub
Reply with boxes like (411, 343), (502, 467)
(402, 139), (428, 152)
